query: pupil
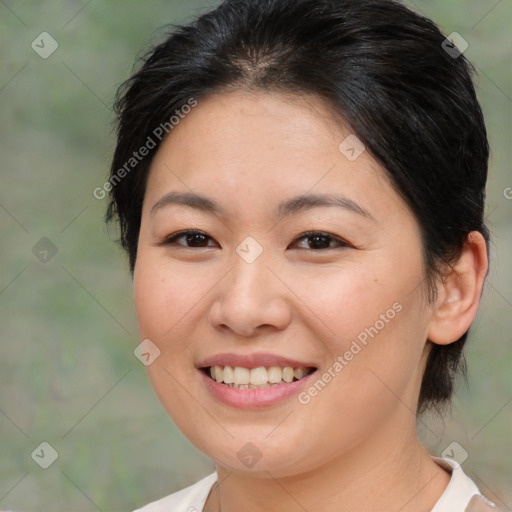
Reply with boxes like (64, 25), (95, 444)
(187, 233), (207, 247)
(310, 235), (329, 249)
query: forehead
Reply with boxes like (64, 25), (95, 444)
(143, 90), (402, 220)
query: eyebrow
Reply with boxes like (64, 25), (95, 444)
(150, 191), (375, 221)
(277, 193), (375, 221)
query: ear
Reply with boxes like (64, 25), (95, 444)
(427, 231), (488, 346)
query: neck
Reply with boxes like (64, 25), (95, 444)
(210, 415), (450, 512)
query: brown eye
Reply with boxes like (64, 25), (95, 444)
(162, 230), (218, 248)
(291, 231), (349, 250)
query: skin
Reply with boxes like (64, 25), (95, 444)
(133, 90), (488, 511)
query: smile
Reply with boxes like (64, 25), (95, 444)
(197, 354), (318, 408)
(206, 365), (315, 389)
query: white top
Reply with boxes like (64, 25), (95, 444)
(133, 457), (498, 512)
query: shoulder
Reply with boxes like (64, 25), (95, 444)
(431, 457), (501, 512)
(132, 472), (218, 512)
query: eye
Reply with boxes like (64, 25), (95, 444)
(160, 230), (218, 248)
(159, 230), (349, 250)
(290, 231), (350, 250)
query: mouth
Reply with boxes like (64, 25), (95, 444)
(197, 353), (319, 408)
(201, 365), (317, 390)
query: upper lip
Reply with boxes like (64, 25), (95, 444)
(197, 352), (317, 370)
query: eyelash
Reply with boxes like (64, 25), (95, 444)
(159, 229), (350, 250)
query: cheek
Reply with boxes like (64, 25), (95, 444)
(133, 254), (210, 341)
(132, 255), (201, 398)
(289, 257), (428, 401)
(288, 261), (406, 349)
(132, 255), (207, 424)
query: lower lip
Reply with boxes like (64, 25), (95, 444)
(200, 369), (317, 409)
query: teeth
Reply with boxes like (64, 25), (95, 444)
(223, 365), (234, 384)
(294, 367), (305, 379)
(208, 364), (312, 388)
(233, 366), (250, 385)
(214, 365), (224, 383)
(250, 367), (268, 385)
(282, 367), (294, 383)
(268, 366), (282, 383)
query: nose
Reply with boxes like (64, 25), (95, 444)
(209, 254), (293, 338)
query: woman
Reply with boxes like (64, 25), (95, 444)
(107, 0), (499, 510)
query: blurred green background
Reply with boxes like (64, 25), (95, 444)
(0, 1), (510, 510)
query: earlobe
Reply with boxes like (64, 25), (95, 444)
(427, 231), (488, 346)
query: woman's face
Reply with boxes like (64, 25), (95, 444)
(134, 90), (435, 477)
